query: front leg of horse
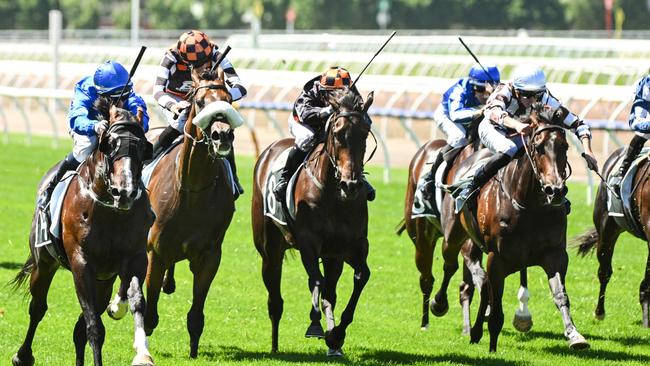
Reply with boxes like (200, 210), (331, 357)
(107, 276), (129, 320)
(486, 262), (505, 353)
(431, 250), (460, 317)
(322, 258), (344, 336)
(459, 265), (475, 336)
(162, 264), (176, 295)
(547, 271), (589, 349)
(325, 262), (370, 357)
(144, 252), (166, 336)
(126, 276), (155, 366)
(71, 261), (105, 366)
(640, 249), (650, 328)
(187, 248), (223, 358)
(512, 270), (532, 333)
(299, 247), (326, 339)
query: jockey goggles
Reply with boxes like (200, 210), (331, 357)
(518, 89), (545, 100)
(101, 87), (132, 101)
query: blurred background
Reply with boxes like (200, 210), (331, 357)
(1, 0), (649, 200)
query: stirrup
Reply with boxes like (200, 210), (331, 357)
(454, 186), (476, 214)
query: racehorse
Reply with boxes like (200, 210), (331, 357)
(12, 100), (154, 366)
(574, 146), (650, 328)
(397, 137), (534, 335)
(252, 87), (374, 356)
(438, 104), (589, 352)
(107, 66), (240, 359)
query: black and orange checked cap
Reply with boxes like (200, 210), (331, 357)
(320, 66), (352, 90)
(177, 30), (213, 66)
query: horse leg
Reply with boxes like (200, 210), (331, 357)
(459, 240), (482, 336)
(124, 250), (154, 366)
(260, 231), (285, 353)
(187, 246), (223, 358)
(639, 243), (650, 328)
(107, 275), (129, 320)
(12, 262), (58, 366)
(71, 277), (113, 366)
(469, 269), (490, 345)
(594, 220), (621, 321)
(485, 254), (505, 353)
(162, 264), (176, 295)
(513, 269), (532, 332)
(322, 258), (344, 336)
(298, 240), (326, 339)
(431, 238), (461, 317)
(324, 249), (370, 357)
(414, 222), (436, 330)
(144, 251), (165, 336)
(71, 259), (105, 366)
(543, 251), (589, 350)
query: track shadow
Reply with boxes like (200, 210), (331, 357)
(542, 344), (650, 363)
(172, 345), (527, 365)
(0, 261), (23, 270)
(504, 328), (649, 347)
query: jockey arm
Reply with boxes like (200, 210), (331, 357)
(124, 93), (151, 132)
(447, 82), (482, 124)
(484, 87), (531, 134)
(293, 80), (330, 126)
(216, 50), (247, 102)
(629, 76), (650, 131)
(67, 78), (101, 136)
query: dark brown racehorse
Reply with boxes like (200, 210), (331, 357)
(438, 105), (589, 352)
(12, 100), (154, 366)
(252, 88), (374, 356)
(130, 67), (237, 359)
(397, 132), (534, 335)
(574, 147), (650, 328)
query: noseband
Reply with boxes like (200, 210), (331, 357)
(184, 82), (233, 158)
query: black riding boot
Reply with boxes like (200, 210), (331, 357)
(148, 125), (182, 164)
(226, 147), (243, 200)
(455, 152), (511, 213)
(421, 145), (451, 201)
(612, 134), (647, 191)
(37, 152), (80, 210)
(273, 146), (307, 202)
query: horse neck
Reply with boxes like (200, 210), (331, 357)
(500, 153), (540, 208)
(307, 142), (338, 193)
(82, 151), (110, 200)
(176, 113), (222, 191)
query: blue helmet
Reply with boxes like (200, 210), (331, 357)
(93, 61), (132, 96)
(468, 64), (500, 86)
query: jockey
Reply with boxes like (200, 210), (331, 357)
(455, 64), (598, 212)
(152, 29), (247, 196)
(611, 73), (650, 191)
(272, 66), (375, 202)
(421, 64), (500, 200)
(37, 60), (150, 210)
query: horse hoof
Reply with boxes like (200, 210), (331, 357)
(430, 297), (449, 317)
(461, 326), (471, 336)
(162, 280), (176, 295)
(107, 301), (128, 320)
(12, 353), (34, 366)
(131, 354), (155, 366)
(594, 311), (605, 321)
(327, 348), (344, 357)
(305, 324), (325, 338)
(512, 313), (533, 333)
(567, 331), (590, 350)
(420, 323), (430, 331)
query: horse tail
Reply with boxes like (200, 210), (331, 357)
(10, 254), (35, 292)
(395, 218), (407, 236)
(572, 228), (599, 257)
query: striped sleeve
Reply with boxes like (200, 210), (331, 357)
(153, 51), (179, 110)
(214, 49), (247, 101)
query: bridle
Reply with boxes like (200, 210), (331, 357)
(520, 123), (572, 197)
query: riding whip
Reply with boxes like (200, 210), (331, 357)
(351, 31), (397, 87)
(115, 45), (147, 103)
(581, 152), (619, 197)
(458, 37), (497, 86)
(210, 45), (232, 74)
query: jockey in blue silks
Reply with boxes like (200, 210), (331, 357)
(611, 73), (650, 191)
(421, 64), (500, 200)
(37, 60), (149, 209)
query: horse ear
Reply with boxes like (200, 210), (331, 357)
(136, 107), (143, 124)
(109, 105), (118, 124)
(363, 91), (374, 113)
(217, 66), (225, 81)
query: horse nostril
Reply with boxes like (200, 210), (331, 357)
(544, 185), (554, 196)
(111, 187), (120, 197)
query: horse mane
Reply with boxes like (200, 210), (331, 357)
(199, 69), (220, 82)
(93, 95), (113, 121)
(330, 88), (362, 111)
(528, 102), (565, 126)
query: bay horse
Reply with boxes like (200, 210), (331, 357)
(106, 67), (240, 359)
(438, 104), (589, 352)
(397, 125), (534, 335)
(12, 100), (154, 366)
(252, 87), (374, 356)
(574, 146), (650, 327)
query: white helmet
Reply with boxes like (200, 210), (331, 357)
(512, 64), (546, 92)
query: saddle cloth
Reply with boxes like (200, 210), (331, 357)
(263, 147), (304, 227)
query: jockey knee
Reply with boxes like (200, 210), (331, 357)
(449, 137), (468, 148)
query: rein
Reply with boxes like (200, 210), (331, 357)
(520, 124), (571, 189)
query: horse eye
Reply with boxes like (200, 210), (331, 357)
(197, 100), (205, 109)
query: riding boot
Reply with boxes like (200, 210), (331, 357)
(421, 145), (451, 201)
(273, 146), (307, 202)
(147, 125), (182, 164)
(225, 147), (243, 200)
(37, 152), (80, 210)
(612, 134), (646, 192)
(455, 152), (511, 213)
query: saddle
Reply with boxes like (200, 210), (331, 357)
(263, 147), (307, 229)
(605, 148), (650, 238)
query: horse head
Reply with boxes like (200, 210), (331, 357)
(524, 102), (570, 206)
(187, 67), (242, 157)
(324, 87), (374, 201)
(94, 96), (151, 210)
